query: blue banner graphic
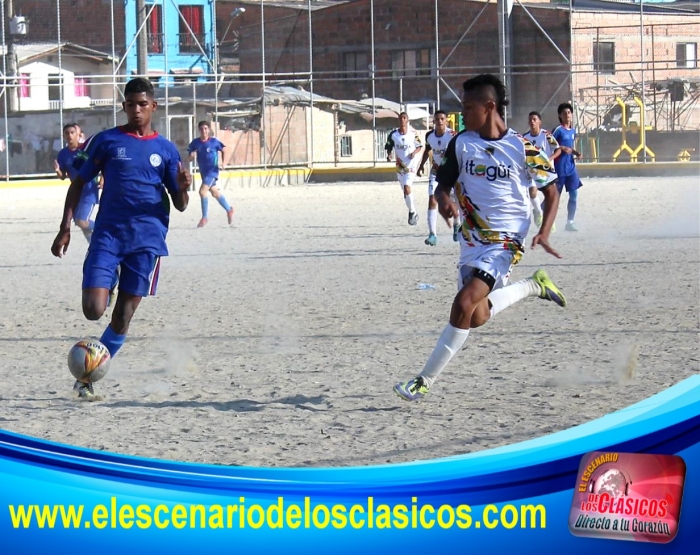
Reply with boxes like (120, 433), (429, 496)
(2, 375), (699, 554)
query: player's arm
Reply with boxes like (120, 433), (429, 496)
(546, 133), (561, 161)
(523, 140), (561, 258)
(434, 137), (460, 224)
(51, 174), (87, 258)
(164, 150), (191, 212)
(384, 133), (394, 162)
(188, 151), (196, 163)
(417, 140), (431, 177)
(54, 159), (66, 179)
(410, 132), (423, 160)
(218, 145), (225, 170)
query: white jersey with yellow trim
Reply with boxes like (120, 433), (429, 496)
(385, 127), (423, 175)
(425, 127), (455, 169)
(436, 129), (557, 248)
(522, 129), (559, 159)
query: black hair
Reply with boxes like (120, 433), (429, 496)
(462, 74), (509, 118)
(528, 111), (542, 119)
(398, 111), (408, 118)
(434, 110), (447, 117)
(198, 121), (211, 128)
(124, 77), (155, 98)
(557, 102), (573, 122)
(63, 123), (79, 132)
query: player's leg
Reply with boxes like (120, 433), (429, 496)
(400, 174), (418, 225)
(209, 182), (235, 225)
(394, 246), (566, 401)
(564, 172), (580, 231)
(425, 173), (438, 246)
(529, 185), (544, 227)
(73, 200), (96, 243)
(451, 188), (462, 242)
(198, 182), (211, 227)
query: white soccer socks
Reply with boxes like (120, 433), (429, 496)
(404, 192), (416, 214)
(428, 208), (438, 235)
(418, 324), (470, 388)
(488, 278), (541, 319)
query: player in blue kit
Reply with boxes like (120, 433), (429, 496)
(188, 121), (233, 227)
(51, 78), (192, 400)
(54, 123), (101, 243)
(552, 103), (582, 232)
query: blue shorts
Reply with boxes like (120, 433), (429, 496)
(83, 248), (161, 297)
(201, 174), (219, 187)
(74, 199), (98, 223)
(557, 171), (583, 193)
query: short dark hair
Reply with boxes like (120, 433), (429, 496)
(398, 111), (408, 118)
(462, 74), (509, 118)
(198, 121), (211, 129)
(528, 111), (541, 119)
(124, 77), (155, 98)
(63, 123), (79, 132)
(434, 110), (447, 117)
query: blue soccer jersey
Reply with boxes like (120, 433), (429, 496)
(56, 147), (100, 205)
(552, 125), (577, 177)
(77, 126), (182, 256)
(188, 137), (224, 177)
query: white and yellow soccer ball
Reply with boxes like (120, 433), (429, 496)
(67, 340), (111, 383)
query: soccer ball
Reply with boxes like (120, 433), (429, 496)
(68, 340), (111, 383)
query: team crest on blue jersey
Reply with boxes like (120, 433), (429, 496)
(116, 147), (128, 160)
(149, 154), (162, 167)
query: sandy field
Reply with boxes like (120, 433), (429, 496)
(0, 176), (698, 467)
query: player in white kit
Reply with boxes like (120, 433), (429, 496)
(417, 110), (459, 246)
(522, 111), (561, 228)
(394, 74), (567, 402)
(385, 112), (423, 226)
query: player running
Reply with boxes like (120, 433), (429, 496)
(522, 111), (561, 229)
(54, 123), (101, 243)
(51, 78), (192, 400)
(394, 74), (567, 402)
(385, 112), (423, 227)
(417, 110), (458, 246)
(188, 121), (233, 228)
(553, 103), (582, 231)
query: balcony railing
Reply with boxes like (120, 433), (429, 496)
(178, 32), (205, 54)
(145, 33), (206, 55)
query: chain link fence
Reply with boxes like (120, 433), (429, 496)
(1, 0), (698, 179)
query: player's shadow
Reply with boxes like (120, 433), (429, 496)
(104, 394), (328, 413)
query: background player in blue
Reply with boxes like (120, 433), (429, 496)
(188, 121), (233, 227)
(553, 102), (582, 232)
(54, 123), (100, 243)
(51, 78), (192, 400)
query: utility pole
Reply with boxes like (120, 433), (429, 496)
(6, 0), (19, 111)
(136, 0), (148, 76)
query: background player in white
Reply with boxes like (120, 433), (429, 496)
(385, 112), (423, 226)
(523, 111), (560, 229)
(394, 74), (567, 402)
(417, 110), (458, 246)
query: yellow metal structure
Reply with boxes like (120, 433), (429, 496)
(612, 97), (635, 162)
(630, 96), (656, 163)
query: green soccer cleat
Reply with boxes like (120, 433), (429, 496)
(73, 380), (96, 400)
(532, 269), (567, 308)
(393, 376), (430, 401)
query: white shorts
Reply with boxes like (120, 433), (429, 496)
(397, 171), (416, 188)
(428, 171), (438, 196)
(457, 242), (522, 291)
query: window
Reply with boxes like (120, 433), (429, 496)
(74, 77), (89, 97)
(147, 4), (163, 54)
(48, 75), (62, 102)
(593, 41), (615, 75)
(677, 43), (697, 69)
(19, 73), (30, 98)
(391, 49), (435, 79)
(179, 5), (204, 54)
(339, 135), (353, 157)
(341, 52), (368, 79)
